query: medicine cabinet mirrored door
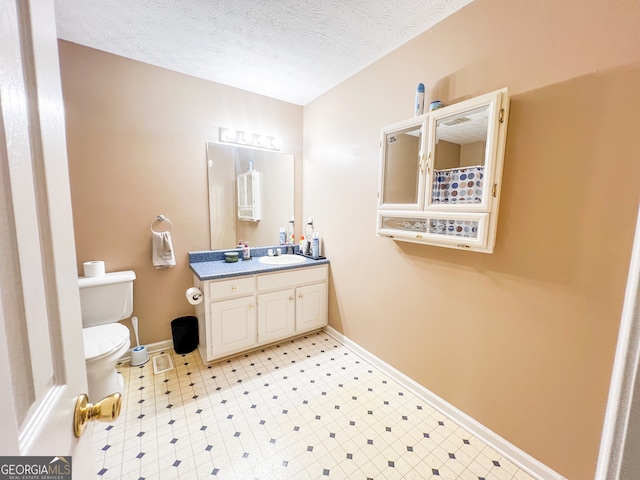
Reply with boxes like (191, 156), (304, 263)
(378, 117), (427, 211)
(237, 170), (261, 222)
(376, 88), (509, 253)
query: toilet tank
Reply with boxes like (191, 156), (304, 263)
(78, 270), (135, 327)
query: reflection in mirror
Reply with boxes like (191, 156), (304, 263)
(382, 125), (422, 205)
(207, 142), (294, 249)
(431, 104), (489, 205)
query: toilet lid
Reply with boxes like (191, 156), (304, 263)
(83, 323), (130, 361)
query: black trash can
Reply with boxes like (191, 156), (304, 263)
(171, 316), (199, 354)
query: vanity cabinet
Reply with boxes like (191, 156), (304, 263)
(377, 88), (510, 253)
(195, 265), (327, 362)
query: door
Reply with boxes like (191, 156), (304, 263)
(0, 0), (93, 477)
(377, 116), (428, 211)
(424, 88), (508, 212)
(210, 296), (257, 358)
(258, 289), (295, 344)
(295, 283), (327, 333)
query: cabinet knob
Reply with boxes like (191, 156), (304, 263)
(248, 304), (254, 309)
(298, 295), (303, 300)
(231, 285), (237, 291)
(289, 297), (294, 301)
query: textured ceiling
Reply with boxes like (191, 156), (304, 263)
(53, 0), (473, 105)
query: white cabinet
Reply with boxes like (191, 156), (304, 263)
(257, 289), (295, 344)
(295, 283), (327, 333)
(210, 295), (257, 357)
(195, 265), (328, 362)
(377, 88), (510, 253)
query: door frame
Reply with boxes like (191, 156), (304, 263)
(596, 202), (640, 478)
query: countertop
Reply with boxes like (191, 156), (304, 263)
(189, 248), (329, 281)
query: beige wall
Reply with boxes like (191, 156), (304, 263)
(302, 0), (640, 478)
(58, 41), (303, 346)
(434, 139), (461, 169)
(59, 0), (640, 477)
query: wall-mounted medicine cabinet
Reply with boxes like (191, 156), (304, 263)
(237, 170), (261, 222)
(376, 88), (510, 253)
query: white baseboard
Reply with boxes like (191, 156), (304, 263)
(121, 339), (174, 363)
(324, 325), (566, 480)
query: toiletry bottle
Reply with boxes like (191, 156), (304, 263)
(299, 235), (305, 253)
(305, 236), (311, 255)
(243, 242), (250, 260)
(279, 227), (286, 245)
(311, 232), (320, 258)
(415, 83), (425, 116)
(287, 218), (295, 245)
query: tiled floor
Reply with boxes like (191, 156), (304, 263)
(93, 331), (537, 480)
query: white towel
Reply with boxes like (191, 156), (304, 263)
(152, 231), (176, 269)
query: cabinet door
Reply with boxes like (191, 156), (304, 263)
(258, 289), (296, 344)
(237, 171), (261, 221)
(295, 283), (327, 333)
(378, 116), (428, 211)
(210, 296), (257, 358)
(425, 88), (508, 212)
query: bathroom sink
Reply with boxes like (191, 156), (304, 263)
(258, 254), (306, 265)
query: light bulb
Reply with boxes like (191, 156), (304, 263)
(242, 131), (254, 144)
(222, 128), (237, 142)
(271, 137), (282, 150)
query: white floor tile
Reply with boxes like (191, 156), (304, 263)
(93, 331), (537, 480)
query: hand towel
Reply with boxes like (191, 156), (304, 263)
(152, 231), (176, 269)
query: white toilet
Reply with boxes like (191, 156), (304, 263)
(78, 270), (135, 400)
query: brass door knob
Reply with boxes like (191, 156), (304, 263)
(73, 392), (122, 438)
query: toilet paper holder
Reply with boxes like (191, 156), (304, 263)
(186, 287), (203, 305)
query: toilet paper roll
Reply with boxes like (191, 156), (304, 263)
(83, 260), (105, 277)
(186, 287), (203, 305)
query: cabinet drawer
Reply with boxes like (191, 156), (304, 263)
(208, 276), (256, 300)
(257, 266), (327, 292)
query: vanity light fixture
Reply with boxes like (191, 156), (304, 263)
(218, 127), (281, 151)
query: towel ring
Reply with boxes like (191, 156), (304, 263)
(150, 214), (173, 233)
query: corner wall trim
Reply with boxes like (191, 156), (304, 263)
(323, 325), (566, 480)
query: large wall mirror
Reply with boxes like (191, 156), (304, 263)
(207, 142), (294, 249)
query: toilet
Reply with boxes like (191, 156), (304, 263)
(78, 270), (135, 400)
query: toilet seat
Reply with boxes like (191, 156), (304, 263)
(83, 323), (129, 361)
